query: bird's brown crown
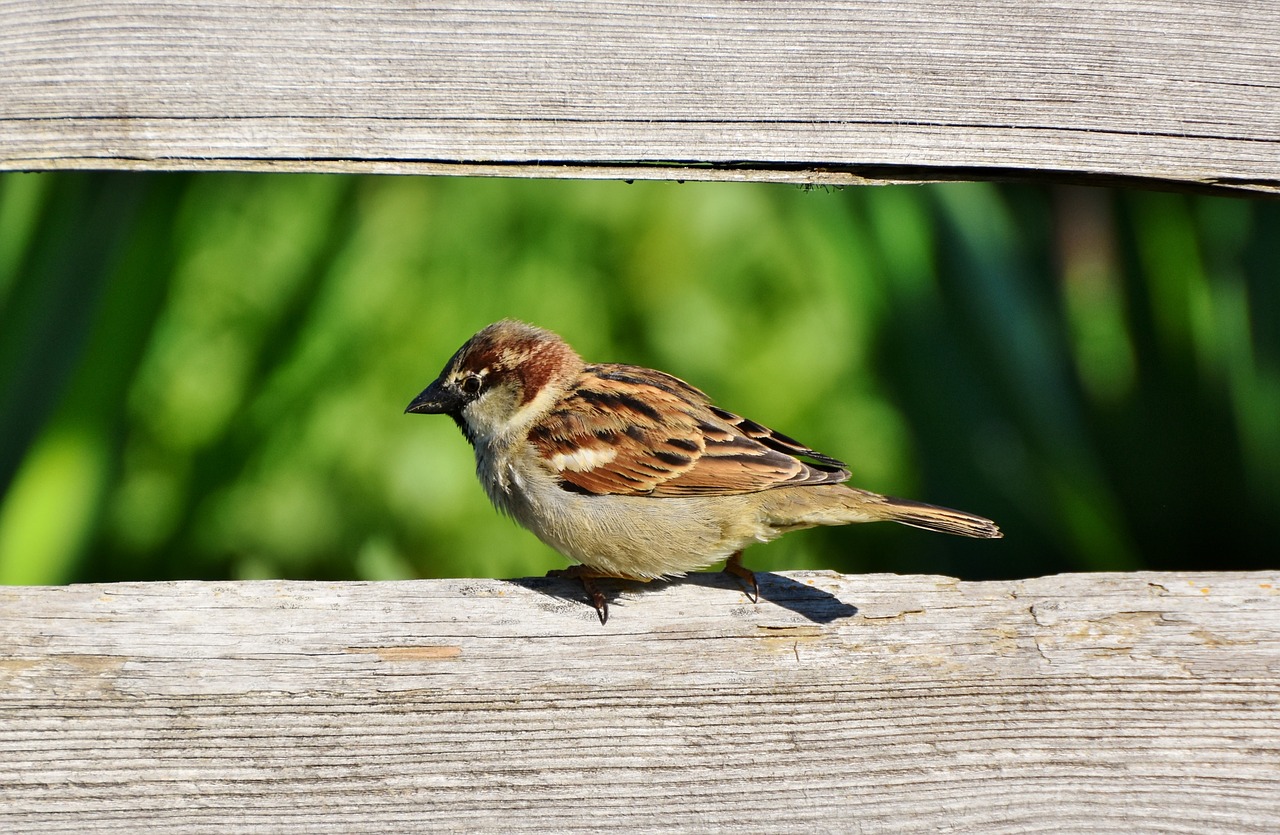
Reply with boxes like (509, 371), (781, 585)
(452, 319), (583, 406)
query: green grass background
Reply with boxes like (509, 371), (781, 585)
(1, 172), (1276, 586)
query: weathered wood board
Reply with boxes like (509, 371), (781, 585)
(2, 2), (1278, 192)
(2, 571), (1277, 832)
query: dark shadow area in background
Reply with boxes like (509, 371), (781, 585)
(507, 570), (859, 625)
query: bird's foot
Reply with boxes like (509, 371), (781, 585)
(722, 552), (759, 603)
(546, 566), (612, 624)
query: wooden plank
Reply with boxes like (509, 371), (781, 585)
(1, 1), (1277, 193)
(1, 571), (1277, 832)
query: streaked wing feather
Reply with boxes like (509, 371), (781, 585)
(708, 405), (849, 469)
(529, 364), (851, 497)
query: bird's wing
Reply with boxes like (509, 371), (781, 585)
(528, 364), (850, 496)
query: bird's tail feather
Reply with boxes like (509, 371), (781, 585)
(871, 494), (1002, 539)
(763, 484), (1003, 539)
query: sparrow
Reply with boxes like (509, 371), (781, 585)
(407, 320), (1001, 623)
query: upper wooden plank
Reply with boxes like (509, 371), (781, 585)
(2, 1), (1278, 192)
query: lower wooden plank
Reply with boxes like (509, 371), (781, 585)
(1, 571), (1277, 832)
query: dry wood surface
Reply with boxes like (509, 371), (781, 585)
(1, 570), (1278, 833)
(1, 1), (1278, 193)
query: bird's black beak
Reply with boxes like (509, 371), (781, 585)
(405, 379), (461, 415)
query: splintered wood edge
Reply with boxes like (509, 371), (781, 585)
(5, 157), (1277, 197)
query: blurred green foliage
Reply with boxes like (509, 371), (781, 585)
(1, 171), (1276, 586)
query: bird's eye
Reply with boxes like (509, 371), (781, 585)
(460, 374), (483, 395)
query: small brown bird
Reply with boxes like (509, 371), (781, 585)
(407, 320), (1001, 622)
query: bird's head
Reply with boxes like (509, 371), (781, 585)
(405, 320), (583, 445)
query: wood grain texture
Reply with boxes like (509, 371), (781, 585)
(1, 571), (1278, 833)
(1, 1), (1277, 192)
